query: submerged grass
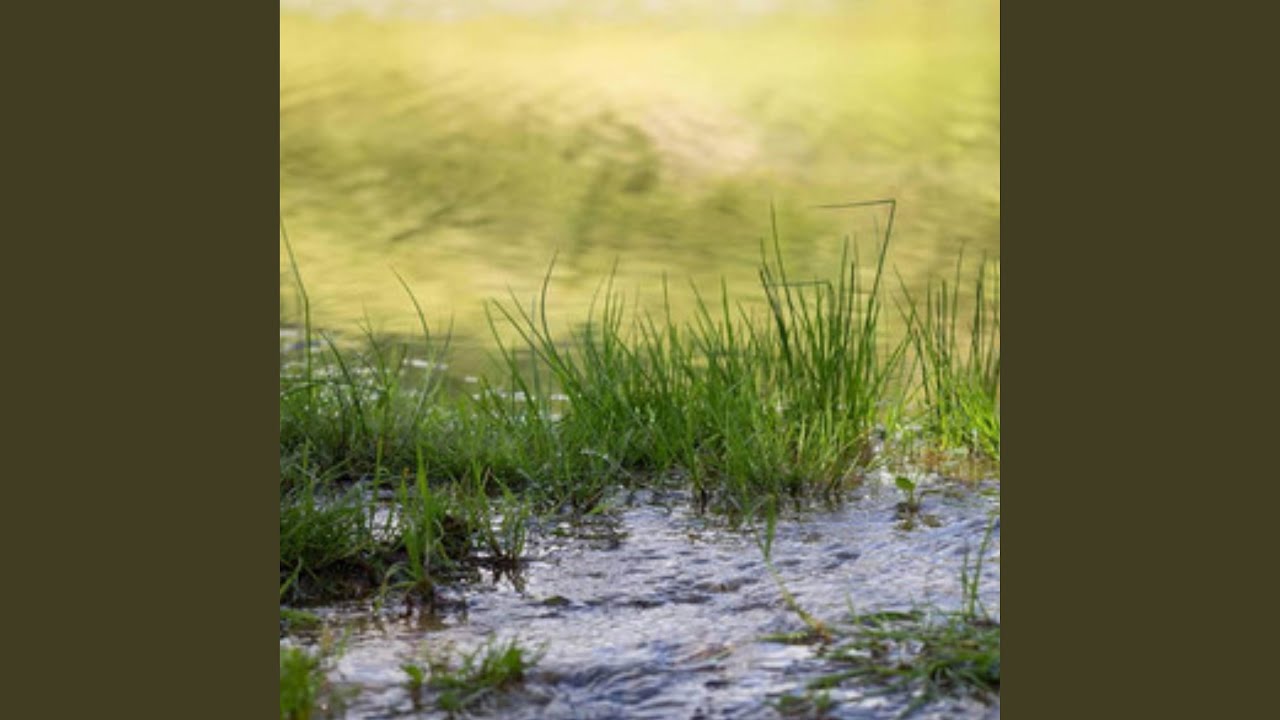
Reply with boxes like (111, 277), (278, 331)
(763, 513), (1000, 718)
(811, 608), (1000, 717)
(403, 636), (543, 714)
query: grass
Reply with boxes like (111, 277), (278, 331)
(280, 215), (998, 604)
(808, 608), (1000, 717)
(402, 636), (543, 714)
(279, 477), (381, 600)
(481, 207), (904, 515)
(279, 454), (528, 606)
(280, 646), (324, 720)
(281, 229), (507, 605)
(280, 608), (323, 634)
(280, 225), (452, 487)
(280, 636), (346, 720)
(898, 254), (1000, 460)
(762, 513), (1000, 718)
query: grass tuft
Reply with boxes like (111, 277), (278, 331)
(279, 214), (999, 604)
(898, 254), (1000, 460)
(403, 636), (543, 713)
(280, 636), (347, 720)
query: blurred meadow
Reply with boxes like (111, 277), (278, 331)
(280, 0), (999, 357)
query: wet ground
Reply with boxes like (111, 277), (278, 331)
(283, 477), (1000, 718)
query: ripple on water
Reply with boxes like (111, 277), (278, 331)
(289, 482), (1000, 718)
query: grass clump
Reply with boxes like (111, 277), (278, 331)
(280, 455), (527, 606)
(280, 608), (323, 634)
(899, 254), (1000, 460)
(403, 637), (542, 714)
(485, 209), (903, 515)
(279, 209), (999, 605)
(804, 607), (999, 718)
(844, 524), (999, 716)
(280, 638), (346, 720)
(281, 229), (532, 605)
(383, 453), (533, 603)
(279, 475), (384, 601)
(280, 227), (452, 487)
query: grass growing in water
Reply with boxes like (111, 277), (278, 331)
(280, 637), (347, 720)
(280, 214), (999, 602)
(281, 225), (452, 487)
(899, 254), (1000, 460)
(811, 608), (1000, 717)
(402, 637), (543, 714)
(483, 212), (903, 515)
(762, 513), (1000, 718)
(280, 473), (383, 600)
(280, 645), (324, 720)
(281, 230), (512, 604)
(280, 454), (529, 606)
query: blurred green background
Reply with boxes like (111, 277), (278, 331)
(280, 0), (999, 351)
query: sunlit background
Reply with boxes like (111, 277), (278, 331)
(280, 0), (999, 362)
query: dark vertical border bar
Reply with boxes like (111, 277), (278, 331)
(5, 3), (278, 718)
(1007, 1), (1276, 716)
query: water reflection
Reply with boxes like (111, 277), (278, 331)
(280, 0), (999, 353)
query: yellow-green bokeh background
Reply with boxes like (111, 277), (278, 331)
(281, 0), (999, 348)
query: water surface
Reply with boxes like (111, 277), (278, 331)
(284, 479), (1000, 718)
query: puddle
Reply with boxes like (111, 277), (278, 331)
(284, 480), (999, 718)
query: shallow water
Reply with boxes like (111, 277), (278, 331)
(284, 479), (999, 718)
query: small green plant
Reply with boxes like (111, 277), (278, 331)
(402, 662), (427, 690)
(895, 476), (920, 513)
(390, 455), (447, 600)
(810, 525), (999, 717)
(383, 450), (485, 609)
(402, 661), (428, 709)
(280, 476), (382, 603)
(893, 476), (941, 529)
(280, 646), (322, 720)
